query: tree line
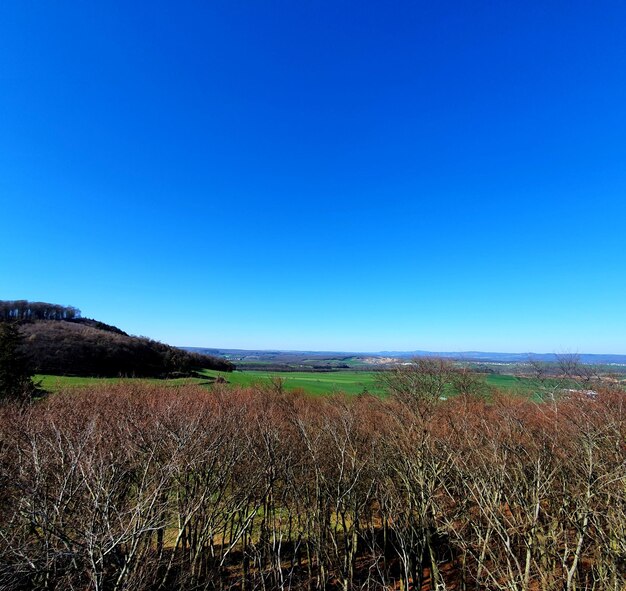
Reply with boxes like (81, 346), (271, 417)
(0, 376), (624, 590)
(0, 300), (80, 321)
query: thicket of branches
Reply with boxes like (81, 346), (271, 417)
(1, 380), (625, 591)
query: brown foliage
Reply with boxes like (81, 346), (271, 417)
(17, 320), (233, 377)
(0, 384), (624, 590)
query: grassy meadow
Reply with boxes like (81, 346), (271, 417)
(37, 368), (545, 396)
(36, 374), (210, 391)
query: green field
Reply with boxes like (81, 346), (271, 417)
(36, 370), (383, 396)
(36, 374), (209, 391)
(38, 369), (545, 397)
(206, 370), (549, 396)
(202, 369), (386, 396)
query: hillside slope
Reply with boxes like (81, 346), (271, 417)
(1, 301), (233, 377)
(19, 320), (233, 377)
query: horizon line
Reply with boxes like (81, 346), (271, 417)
(183, 346), (626, 358)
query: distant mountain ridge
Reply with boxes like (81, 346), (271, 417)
(186, 347), (626, 366)
(380, 350), (626, 364)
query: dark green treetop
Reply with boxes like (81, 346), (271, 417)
(0, 322), (38, 401)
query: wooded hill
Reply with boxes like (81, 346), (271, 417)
(1, 300), (233, 377)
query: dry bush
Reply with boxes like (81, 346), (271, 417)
(0, 382), (624, 590)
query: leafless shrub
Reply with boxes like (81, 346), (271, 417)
(0, 380), (624, 590)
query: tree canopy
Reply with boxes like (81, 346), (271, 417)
(0, 300), (80, 322)
(0, 322), (38, 401)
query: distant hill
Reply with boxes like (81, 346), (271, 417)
(1, 300), (233, 377)
(186, 346), (626, 369)
(382, 350), (626, 365)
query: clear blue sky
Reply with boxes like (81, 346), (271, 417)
(1, 1), (625, 353)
